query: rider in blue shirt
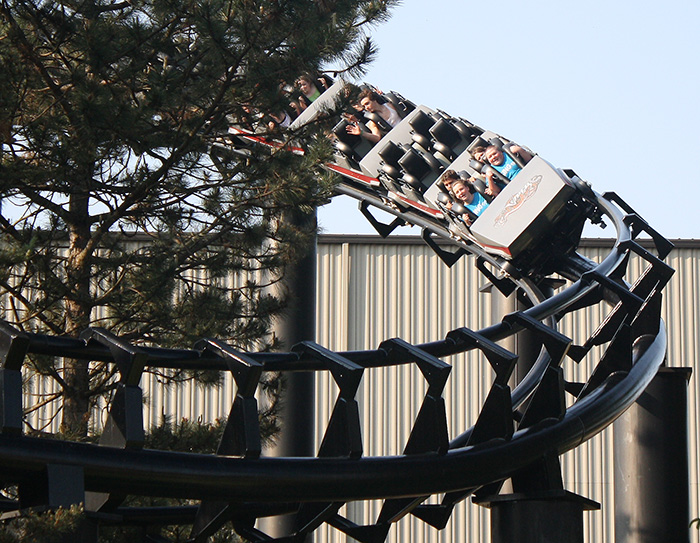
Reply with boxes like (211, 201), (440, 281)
(483, 144), (533, 196)
(452, 180), (489, 223)
(490, 150), (521, 180)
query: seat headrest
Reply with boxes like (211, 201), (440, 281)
(378, 140), (405, 165)
(430, 119), (461, 147)
(333, 119), (362, 146)
(398, 148), (431, 180)
(409, 110), (435, 137)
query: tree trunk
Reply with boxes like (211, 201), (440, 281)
(60, 192), (93, 438)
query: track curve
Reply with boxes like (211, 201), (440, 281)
(0, 86), (675, 542)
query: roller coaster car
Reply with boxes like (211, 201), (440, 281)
(217, 81), (596, 278)
(466, 157), (589, 275)
(423, 158), (591, 274)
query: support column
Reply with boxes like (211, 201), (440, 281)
(271, 208), (317, 455)
(614, 366), (692, 543)
(478, 491), (599, 543)
(486, 281), (553, 385)
(479, 280), (599, 542)
(260, 208), (317, 541)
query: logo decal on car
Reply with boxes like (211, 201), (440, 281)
(493, 175), (542, 227)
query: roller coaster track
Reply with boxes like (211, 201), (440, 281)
(0, 96), (676, 542)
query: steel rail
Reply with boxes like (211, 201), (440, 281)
(0, 182), (666, 504)
(0, 319), (665, 504)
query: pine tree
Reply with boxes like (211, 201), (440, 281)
(0, 0), (399, 437)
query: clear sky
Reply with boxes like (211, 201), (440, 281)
(317, 0), (700, 240)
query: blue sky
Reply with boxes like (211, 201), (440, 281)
(317, 0), (700, 239)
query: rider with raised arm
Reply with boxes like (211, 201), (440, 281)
(290, 73), (324, 116)
(482, 143), (533, 194)
(345, 89), (401, 144)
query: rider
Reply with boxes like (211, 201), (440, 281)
(345, 89), (402, 144)
(481, 143), (534, 196)
(290, 73), (326, 116)
(451, 179), (489, 223)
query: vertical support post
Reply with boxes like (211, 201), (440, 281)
(479, 491), (599, 543)
(18, 464), (86, 509)
(0, 322), (29, 436)
(485, 282), (551, 384)
(483, 282), (543, 495)
(478, 281), (600, 540)
(511, 281), (556, 384)
(490, 284), (517, 348)
(614, 366), (692, 543)
(260, 208), (317, 540)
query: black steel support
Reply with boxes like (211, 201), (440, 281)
(80, 328), (146, 514)
(613, 366), (692, 543)
(260, 208), (317, 541)
(421, 228), (467, 267)
(0, 322), (29, 436)
(190, 340), (265, 542)
(290, 342), (364, 538)
(18, 464), (85, 509)
(476, 490), (600, 543)
(359, 201), (405, 238)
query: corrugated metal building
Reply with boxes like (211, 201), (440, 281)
(308, 235), (699, 543)
(21, 235), (700, 542)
